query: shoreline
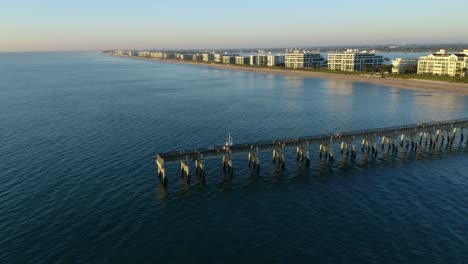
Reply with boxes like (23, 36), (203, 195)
(112, 55), (468, 95)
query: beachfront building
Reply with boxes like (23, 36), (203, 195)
(267, 55), (285, 67)
(127, 50), (138, 56)
(202, 53), (214, 62)
(417, 49), (468, 77)
(249, 55), (257, 66)
(138, 51), (150, 57)
(285, 50), (323, 69)
(183, 54), (193, 61)
(222, 55), (235, 64)
(150, 52), (163, 58)
(163, 53), (175, 59)
(192, 54), (203, 61)
(328, 50), (383, 71)
(391, 58), (418, 74)
(214, 54), (222, 63)
(175, 53), (186, 60)
(257, 55), (267, 66)
(235, 56), (250, 65)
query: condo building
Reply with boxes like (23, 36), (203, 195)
(163, 53), (175, 59)
(249, 55), (257, 66)
(138, 51), (150, 57)
(202, 53), (214, 62)
(267, 55), (285, 67)
(150, 52), (163, 58)
(213, 54), (222, 63)
(222, 55), (236, 64)
(257, 55), (267, 66)
(175, 53), (187, 60)
(327, 50), (383, 71)
(391, 58), (418, 74)
(235, 56), (250, 65)
(417, 49), (468, 77)
(285, 50), (323, 68)
(192, 54), (203, 61)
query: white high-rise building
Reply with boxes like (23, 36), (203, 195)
(328, 51), (383, 71)
(417, 49), (468, 77)
(213, 54), (222, 63)
(267, 55), (285, 67)
(391, 58), (418, 74)
(285, 50), (323, 68)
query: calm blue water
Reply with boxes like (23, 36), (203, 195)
(1, 52), (468, 263)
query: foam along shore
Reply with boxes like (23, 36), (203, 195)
(118, 55), (468, 95)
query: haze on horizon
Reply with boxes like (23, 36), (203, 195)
(1, 0), (468, 52)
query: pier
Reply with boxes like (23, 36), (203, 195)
(156, 118), (468, 185)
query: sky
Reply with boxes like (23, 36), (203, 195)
(1, 0), (468, 52)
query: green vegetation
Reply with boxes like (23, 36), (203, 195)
(388, 74), (468, 83)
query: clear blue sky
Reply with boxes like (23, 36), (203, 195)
(1, 0), (468, 52)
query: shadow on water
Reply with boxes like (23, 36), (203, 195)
(178, 179), (191, 198)
(156, 184), (169, 201)
(217, 171), (233, 192)
(247, 169), (260, 187)
(292, 162), (310, 184)
(195, 175), (206, 191)
(270, 163), (284, 183)
(317, 159), (334, 176)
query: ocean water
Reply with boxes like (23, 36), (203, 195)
(1, 52), (468, 263)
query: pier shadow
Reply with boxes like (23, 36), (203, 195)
(156, 184), (169, 201)
(270, 163), (285, 183)
(217, 171), (233, 192)
(316, 159), (333, 176)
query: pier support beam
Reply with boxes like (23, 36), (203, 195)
(297, 142), (310, 167)
(223, 151), (233, 175)
(460, 128), (464, 144)
(156, 156), (167, 186)
(195, 158), (205, 178)
(451, 128), (457, 146)
(248, 146), (260, 172)
(180, 159), (190, 182)
(273, 144), (285, 170)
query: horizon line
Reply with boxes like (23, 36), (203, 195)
(2, 43), (468, 54)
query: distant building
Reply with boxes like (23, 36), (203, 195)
(285, 50), (323, 68)
(391, 58), (418, 74)
(249, 55), (257, 66)
(163, 53), (175, 59)
(150, 52), (163, 58)
(417, 49), (468, 77)
(192, 54), (203, 61)
(222, 55), (235, 64)
(127, 50), (138, 56)
(267, 55), (285, 67)
(257, 55), (267, 66)
(138, 51), (150, 57)
(235, 56), (249, 65)
(175, 53), (185, 60)
(202, 53), (214, 62)
(183, 54), (193, 61)
(328, 50), (383, 71)
(213, 54), (222, 63)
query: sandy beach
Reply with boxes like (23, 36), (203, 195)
(117, 55), (468, 95)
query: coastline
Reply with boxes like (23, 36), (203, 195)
(112, 55), (468, 95)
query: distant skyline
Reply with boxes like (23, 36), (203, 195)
(2, 0), (468, 52)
